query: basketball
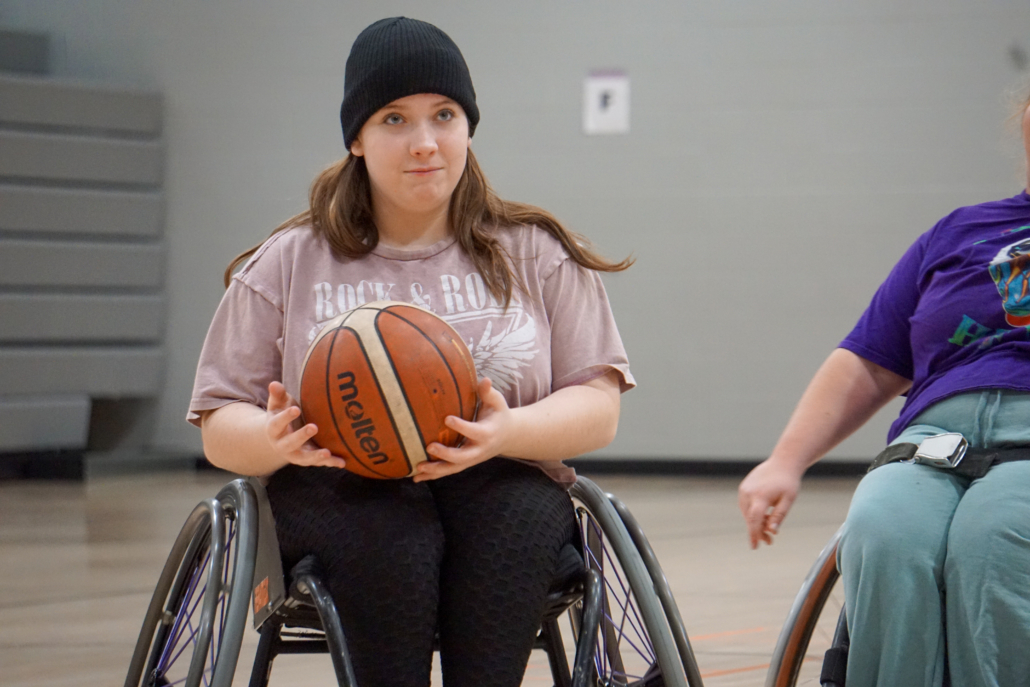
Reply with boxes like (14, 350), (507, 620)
(299, 301), (479, 479)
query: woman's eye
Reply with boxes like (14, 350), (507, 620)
(437, 109), (454, 121)
(384, 114), (403, 125)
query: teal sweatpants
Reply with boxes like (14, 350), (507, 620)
(838, 389), (1030, 687)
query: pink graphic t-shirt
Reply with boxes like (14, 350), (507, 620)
(188, 224), (635, 484)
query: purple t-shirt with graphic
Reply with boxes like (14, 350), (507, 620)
(841, 190), (1030, 442)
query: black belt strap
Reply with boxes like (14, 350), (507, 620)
(869, 444), (1030, 479)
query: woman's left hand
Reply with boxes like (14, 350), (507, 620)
(413, 377), (514, 482)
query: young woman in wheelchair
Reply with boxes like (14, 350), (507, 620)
(739, 89), (1030, 687)
(187, 17), (634, 687)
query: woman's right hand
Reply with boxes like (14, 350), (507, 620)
(265, 381), (347, 469)
(736, 349), (910, 549)
(738, 457), (805, 549)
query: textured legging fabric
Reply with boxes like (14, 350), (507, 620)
(266, 458), (577, 687)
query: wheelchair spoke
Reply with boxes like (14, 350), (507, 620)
(601, 562), (655, 664)
(167, 588), (204, 661)
(157, 551), (208, 671)
(164, 570), (209, 668)
(577, 505), (664, 685)
(603, 577), (655, 663)
(599, 541), (653, 655)
(156, 608), (222, 685)
(151, 534), (231, 687)
(159, 609), (218, 686)
(165, 616), (202, 670)
(603, 607), (653, 666)
(591, 535), (655, 660)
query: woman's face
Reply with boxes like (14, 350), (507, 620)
(350, 93), (471, 221)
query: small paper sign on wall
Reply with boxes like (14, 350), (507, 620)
(583, 71), (630, 135)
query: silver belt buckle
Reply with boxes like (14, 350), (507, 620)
(913, 433), (968, 469)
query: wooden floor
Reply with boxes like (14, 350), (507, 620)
(0, 468), (859, 687)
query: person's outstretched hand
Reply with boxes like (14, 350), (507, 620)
(738, 457), (804, 548)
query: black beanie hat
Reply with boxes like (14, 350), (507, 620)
(340, 17), (479, 150)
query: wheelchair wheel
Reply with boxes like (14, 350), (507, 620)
(568, 476), (703, 687)
(125, 479), (258, 687)
(766, 528), (845, 687)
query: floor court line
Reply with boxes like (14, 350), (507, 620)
(701, 662), (769, 678)
(690, 626), (769, 641)
(699, 655), (818, 680)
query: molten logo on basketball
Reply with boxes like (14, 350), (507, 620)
(336, 371), (388, 465)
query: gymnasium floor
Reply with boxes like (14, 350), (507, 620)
(0, 467), (858, 686)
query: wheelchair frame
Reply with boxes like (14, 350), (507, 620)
(125, 474), (704, 687)
(765, 528), (845, 687)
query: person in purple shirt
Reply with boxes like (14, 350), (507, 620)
(738, 88), (1030, 687)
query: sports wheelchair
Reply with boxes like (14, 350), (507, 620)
(124, 475), (705, 687)
(764, 528), (846, 687)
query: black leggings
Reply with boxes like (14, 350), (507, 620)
(266, 458), (577, 687)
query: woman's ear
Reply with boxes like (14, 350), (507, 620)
(350, 138), (364, 157)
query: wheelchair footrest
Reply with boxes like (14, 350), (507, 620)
(820, 646), (848, 686)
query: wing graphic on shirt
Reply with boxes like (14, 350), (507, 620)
(469, 310), (538, 393)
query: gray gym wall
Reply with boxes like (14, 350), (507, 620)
(2, 1), (1029, 464)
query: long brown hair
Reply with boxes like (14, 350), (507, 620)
(224, 150), (633, 305)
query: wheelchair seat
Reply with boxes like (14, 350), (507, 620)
(252, 542), (592, 687)
(125, 475), (704, 687)
(280, 542), (585, 629)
